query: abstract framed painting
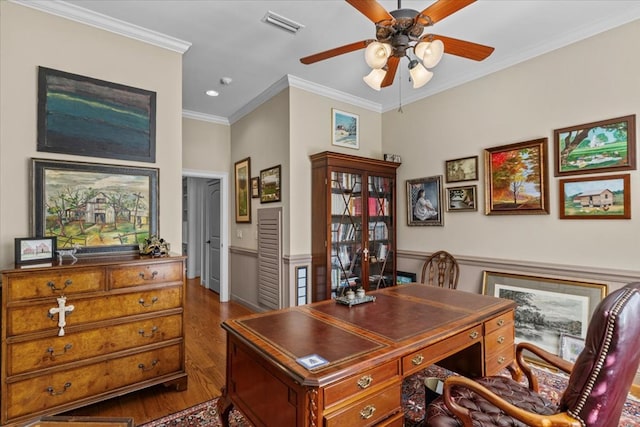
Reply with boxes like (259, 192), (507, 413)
(37, 66), (156, 163)
(32, 158), (158, 255)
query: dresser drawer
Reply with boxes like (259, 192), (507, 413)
(6, 287), (182, 336)
(7, 314), (183, 375)
(402, 325), (482, 376)
(484, 311), (514, 335)
(4, 268), (105, 301)
(6, 343), (183, 420)
(109, 260), (183, 289)
(324, 380), (400, 427)
(324, 360), (399, 408)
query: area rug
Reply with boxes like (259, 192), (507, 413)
(141, 365), (639, 426)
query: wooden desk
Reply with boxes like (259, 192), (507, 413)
(218, 284), (516, 427)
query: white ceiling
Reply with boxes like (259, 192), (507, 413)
(22, 1), (640, 123)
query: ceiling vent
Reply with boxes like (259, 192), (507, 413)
(263, 11), (304, 34)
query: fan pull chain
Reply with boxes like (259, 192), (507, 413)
(397, 72), (403, 113)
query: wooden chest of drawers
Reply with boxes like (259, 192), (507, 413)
(1, 255), (187, 427)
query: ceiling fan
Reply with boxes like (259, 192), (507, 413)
(300, 0), (494, 90)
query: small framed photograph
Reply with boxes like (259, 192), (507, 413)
(445, 156), (478, 183)
(15, 236), (57, 265)
(332, 108), (359, 149)
(251, 177), (260, 198)
(446, 185), (477, 212)
(554, 115), (636, 176)
(559, 333), (585, 363)
(260, 165), (281, 203)
(559, 173), (630, 219)
(407, 175), (444, 226)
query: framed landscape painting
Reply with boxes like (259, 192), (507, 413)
(234, 158), (251, 223)
(332, 108), (359, 149)
(554, 115), (636, 176)
(260, 165), (281, 203)
(482, 271), (607, 356)
(559, 173), (630, 219)
(445, 156), (478, 183)
(484, 138), (549, 215)
(32, 159), (158, 254)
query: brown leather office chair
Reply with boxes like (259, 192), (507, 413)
(426, 282), (640, 427)
(420, 250), (459, 289)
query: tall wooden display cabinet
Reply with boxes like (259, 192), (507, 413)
(310, 151), (400, 302)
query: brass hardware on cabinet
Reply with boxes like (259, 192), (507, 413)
(138, 296), (159, 307)
(469, 331), (479, 339)
(411, 354), (424, 365)
(497, 356), (506, 364)
(138, 359), (159, 372)
(46, 343), (73, 358)
(497, 319), (505, 326)
(360, 404), (376, 419)
(497, 336), (505, 344)
(138, 326), (159, 338)
(46, 382), (71, 395)
(139, 271), (158, 280)
(47, 279), (72, 291)
(357, 375), (373, 389)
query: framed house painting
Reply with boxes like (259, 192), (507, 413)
(406, 175), (443, 226)
(559, 173), (630, 219)
(260, 165), (281, 203)
(37, 67), (156, 163)
(445, 156), (478, 183)
(484, 138), (549, 215)
(14, 236), (57, 266)
(234, 158), (251, 223)
(332, 108), (359, 149)
(554, 115), (636, 176)
(32, 159), (158, 255)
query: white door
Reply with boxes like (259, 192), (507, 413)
(206, 179), (221, 293)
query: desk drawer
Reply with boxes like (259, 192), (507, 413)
(484, 311), (514, 335)
(324, 380), (400, 427)
(109, 261), (183, 289)
(324, 360), (399, 408)
(486, 348), (514, 375)
(5, 268), (105, 301)
(484, 325), (514, 356)
(402, 325), (482, 376)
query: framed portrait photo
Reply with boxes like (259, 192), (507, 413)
(554, 114), (636, 176)
(331, 108), (359, 149)
(260, 165), (281, 203)
(559, 173), (630, 219)
(15, 236), (57, 266)
(445, 156), (478, 183)
(484, 138), (549, 215)
(446, 185), (477, 212)
(234, 158), (251, 223)
(406, 175), (443, 226)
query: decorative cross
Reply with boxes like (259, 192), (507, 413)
(48, 296), (75, 336)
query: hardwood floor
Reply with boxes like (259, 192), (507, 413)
(65, 278), (254, 425)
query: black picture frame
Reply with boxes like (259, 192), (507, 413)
(396, 270), (417, 284)
(14, 236), (57, 266)
(32, 158), (159, 255)
(260, 165), (281, 203)
(37, 66), (156, 163)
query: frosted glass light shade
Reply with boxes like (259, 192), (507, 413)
(364, 42), (392, 69)
(417, 39), (444, 68)
(363, 68), (387, 90)
(408, 61), (433, 89)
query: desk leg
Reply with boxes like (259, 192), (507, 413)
(217, 386), (233, 427)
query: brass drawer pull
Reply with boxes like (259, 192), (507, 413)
(497, 319), (505, 327)
(360, 404), (376, 419)
(47, 279), (72, 292)
(138, 296), (159, 307)
(357, 375), (373, 389)
(497, 336), (505, 344)
(139, 271), (158, 281)
(47, 343), (73, 358)
(469, 331), (479, 339)
(46, 382), (71, 396)
(139, 326), (159, 338)
(412, 354), (424, 365)
(138, 359), (159, 372)
(497, 356), (506, 364)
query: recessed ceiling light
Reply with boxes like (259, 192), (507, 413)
(205, 90), (219, 97)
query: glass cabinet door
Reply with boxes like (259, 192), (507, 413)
(366, 175), (394, 290)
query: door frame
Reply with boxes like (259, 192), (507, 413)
(182, 169), (229, 302)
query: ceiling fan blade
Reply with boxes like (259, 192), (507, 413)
(381, 56), (400, 88)
(300, 40), (371, 64)
(346, 0), (393, 23)
(427, 34), (494, 61)
(419, 0), (476, 24)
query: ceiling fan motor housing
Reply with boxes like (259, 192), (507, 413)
(377, 8), (428, 56)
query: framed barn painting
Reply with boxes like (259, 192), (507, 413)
(37, 67), (156, 163)
(484, 138), (549, 215)
(554, 115), (636, 176)
(32, 159), (158, 255)
(559, 173), (630, 219)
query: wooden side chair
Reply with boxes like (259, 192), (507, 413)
(426, 282), (640, 427)
(420, 250), (459, 289)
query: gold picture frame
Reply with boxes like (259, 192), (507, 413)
(234, 157), (251, 223)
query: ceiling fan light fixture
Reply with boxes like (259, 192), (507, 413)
(364, 41), (392, 69)
(420, 39), (445, 68)
(363, 68), (387, 91)
(408, 59), (433, 89)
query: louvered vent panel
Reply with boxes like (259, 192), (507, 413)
(258, 208), (282, 310)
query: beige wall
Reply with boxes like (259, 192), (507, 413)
(384, 19), (640, 273)
(182, 117), (230, 173)
(0, 2), (183, 266)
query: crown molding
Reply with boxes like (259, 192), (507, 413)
(10, 0), (192, 54)
(183, 110), (229, 126)
(227, 76), (291, 125)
